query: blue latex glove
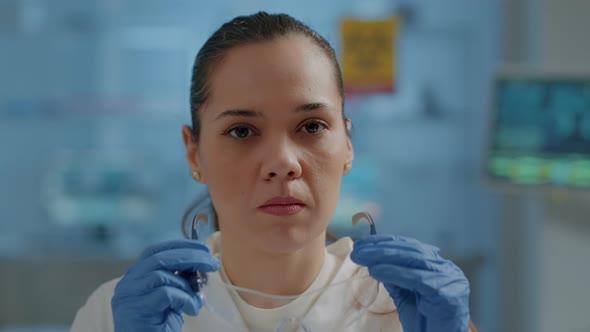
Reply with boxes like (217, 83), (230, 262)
(350, 235), (470, 332)
(111, 239), (220, 332)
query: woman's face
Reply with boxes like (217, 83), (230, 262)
(183, 35), (353, 253)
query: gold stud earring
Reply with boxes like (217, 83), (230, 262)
(191, 169), (202, 182)
(343, 163), (352, 175)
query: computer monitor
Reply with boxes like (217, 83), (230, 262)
(485, 69), (590, 190)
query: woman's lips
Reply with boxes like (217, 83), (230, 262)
(259, 204), (304, 216)
(259, 196), (305, 216)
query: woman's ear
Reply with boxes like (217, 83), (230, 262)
(182, 125), (206, 183)
(345, 118), (352, 134)
(344, 118), (354, 164)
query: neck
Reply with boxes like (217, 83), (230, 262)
(220, 231), (326, 308)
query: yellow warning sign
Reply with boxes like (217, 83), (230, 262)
(340, 17), (400, 95)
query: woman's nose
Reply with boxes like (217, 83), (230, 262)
(260, 139), (302, 181)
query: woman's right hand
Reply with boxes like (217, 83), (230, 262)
(111, 240), (220, 332)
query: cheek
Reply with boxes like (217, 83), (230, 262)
(201, 147), (253, 201)
(208, 159), (249, 193)
(307, 136), (347, 174)
(205, 164), (254, 226)
(304, 140), (346, 198)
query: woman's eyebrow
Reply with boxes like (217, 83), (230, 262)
(215, 109), (264, 120)
(215, 102), (336, 120)
(295, 102), (336, 113)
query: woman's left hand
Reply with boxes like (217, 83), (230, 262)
(350, 235), (471, 332)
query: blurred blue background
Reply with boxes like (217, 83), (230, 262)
(1, 1), (589, 332)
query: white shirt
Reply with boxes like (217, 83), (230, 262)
(70, 233), (402, 331)
(217, 245), (340, 331)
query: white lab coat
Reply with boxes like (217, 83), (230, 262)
(70, 233), (403, 331)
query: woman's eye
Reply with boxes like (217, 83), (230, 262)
(227, 126), (253, 139)
(300, 121), (327, 134)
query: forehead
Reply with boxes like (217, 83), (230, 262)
(205, 35), (341, 111)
